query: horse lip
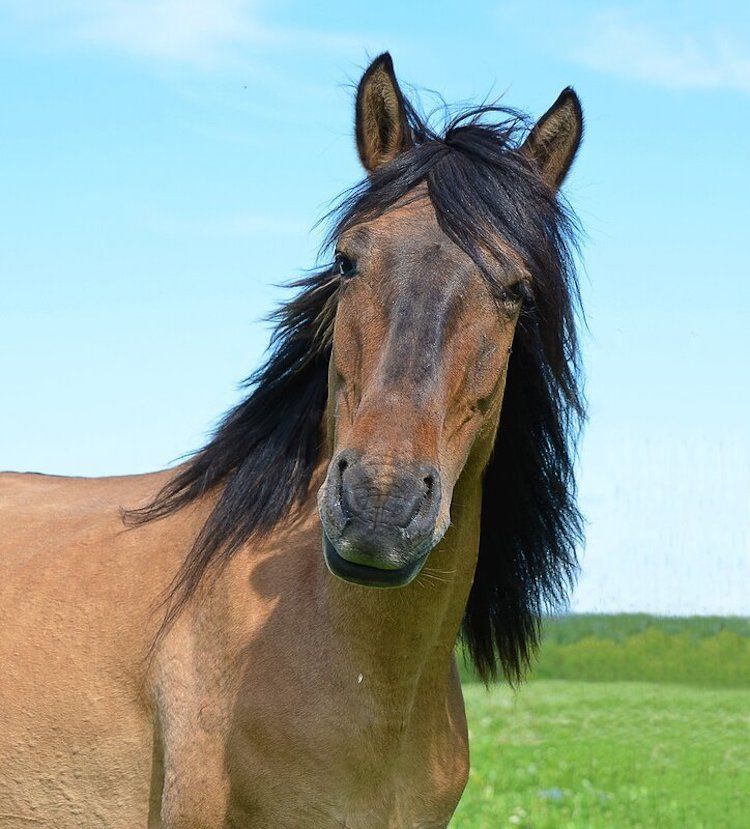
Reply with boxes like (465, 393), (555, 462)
(322, 534), (428, 588)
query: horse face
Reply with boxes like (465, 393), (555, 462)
(318, 195), (521, 587)
(316, 53), (582, 589)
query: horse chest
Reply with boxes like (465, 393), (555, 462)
(220, 677), (467, 828)
(152, 551), (471, 827)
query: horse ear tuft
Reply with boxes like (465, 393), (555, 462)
(355, 53), (413, 173)
(520, 88), (583, 189)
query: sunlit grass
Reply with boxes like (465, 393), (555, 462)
(451, 617), (750, 827)
(451, 679), (750, 828)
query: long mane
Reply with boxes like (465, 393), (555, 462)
(127, 99), (584, 683)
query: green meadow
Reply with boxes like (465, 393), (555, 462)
(451, 615), (750, 828)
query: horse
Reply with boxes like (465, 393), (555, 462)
(0, 53), (584, 828)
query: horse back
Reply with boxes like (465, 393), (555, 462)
(0, 470), (190, 828)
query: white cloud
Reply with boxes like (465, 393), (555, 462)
(575, 10), (750, 92)
(72, 0), (261, 65)
(0, 0), (356, 67)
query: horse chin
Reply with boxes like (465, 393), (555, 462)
(322, 534), (429, 588)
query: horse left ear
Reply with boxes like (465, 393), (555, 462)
(520, 88), (583, 189)
(355, 53), (413, 173)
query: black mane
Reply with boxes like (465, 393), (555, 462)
(128, 99), (584, 684)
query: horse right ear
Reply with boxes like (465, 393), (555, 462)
(355, 53), (413, 173)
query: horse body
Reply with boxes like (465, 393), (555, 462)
(1, 53), (585, 827)
(0, 469), (474, 828)
(0, 472), (170, 827)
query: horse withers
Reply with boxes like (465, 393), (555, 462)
(0, 54), (584, 828)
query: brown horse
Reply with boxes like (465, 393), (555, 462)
(0, 54), (584, 828)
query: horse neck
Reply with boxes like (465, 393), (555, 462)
(311, 453), (484, 702)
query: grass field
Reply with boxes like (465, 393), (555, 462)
(451, 615), (750, 828)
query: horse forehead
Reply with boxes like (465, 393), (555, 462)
(396, 225), (489, 309)
(378, 220), (472, 285)
(367, 195), (449, 254)
(379, 214), (450, 260)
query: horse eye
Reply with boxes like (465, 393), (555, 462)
(502, 281), (528, 307)
(333, 252), (357, 278)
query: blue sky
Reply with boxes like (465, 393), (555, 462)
(2, 1), (748, 615)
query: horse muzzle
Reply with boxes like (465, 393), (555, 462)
(318, 449), (442, 588)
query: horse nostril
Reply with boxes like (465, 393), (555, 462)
(337, 454), (349, 475)
(407, 468), (440, 528)
(335, 453), (354, 520)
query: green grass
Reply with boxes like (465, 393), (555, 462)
(451, 680), (750, 829)
(531, 614), (750, 644)
(459, 614), (750, 688)
(451, 615), (750, 827)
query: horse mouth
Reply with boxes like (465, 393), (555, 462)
(322, 534), (428, 588)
